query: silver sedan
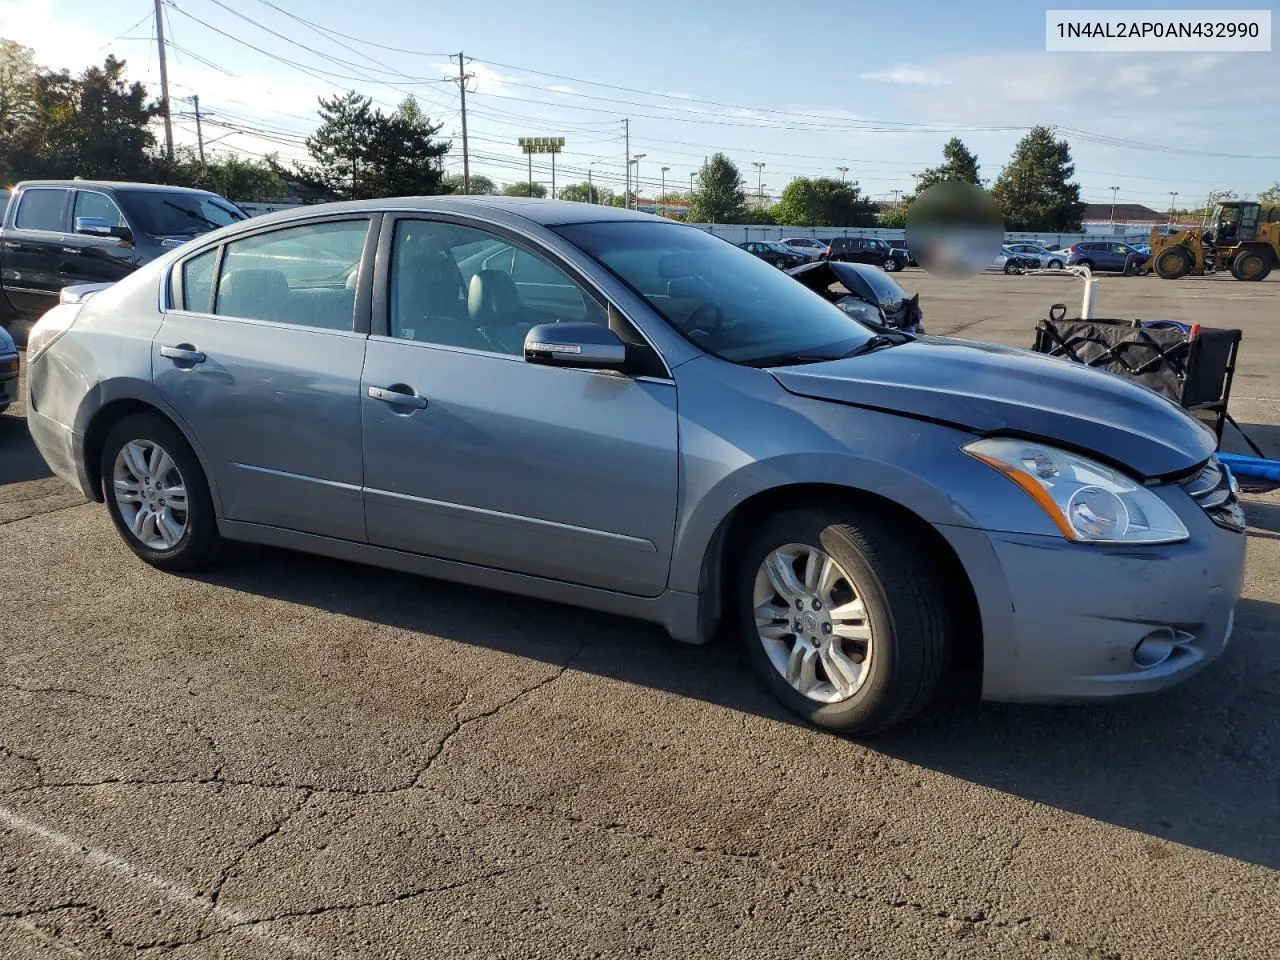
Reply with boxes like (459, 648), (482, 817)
(25, 198), (1245, 733)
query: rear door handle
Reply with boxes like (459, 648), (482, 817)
(61, 247), (81, 256)
(160, 345), (206, 364)
(368, 385), (428, 409)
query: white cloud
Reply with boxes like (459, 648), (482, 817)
(859, 65), (951, 86)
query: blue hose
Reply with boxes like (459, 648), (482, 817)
(1218, 452), (1280, 483)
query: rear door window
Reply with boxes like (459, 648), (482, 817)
(14, 188), (69, 232)
(213, 219), (370, 330)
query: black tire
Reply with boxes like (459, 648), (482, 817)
(100, 412), (221, 571)
(1003, 259), (1021, 275)
(883, 258), (900, 272)
(1076, 259), (1094, 271)
(1230, 247), (1273, 282)
(736, 503), (952, 734)
(1154, 246), (1193, 280)
(1048, 259), (1064, 270)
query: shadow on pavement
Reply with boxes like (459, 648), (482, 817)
(0, 412), (53, 485)
(188, 541), (1280, 871)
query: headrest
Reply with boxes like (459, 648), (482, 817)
(467, 269), (522, 326)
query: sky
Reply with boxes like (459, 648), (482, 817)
(1, 0), (1276, 209)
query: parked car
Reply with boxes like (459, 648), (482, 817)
(1062, 240), (1147, 273)
(778, 237), (828, 259)
(822, 237), (908, 272)
(26, 198), (1245, 734)
(1003, 242), (1065, 269)
(786, 259), (924, 333)
(0, 180), (248, 346)
(0, 322), (16, 413)
(988, 246), (1042, 274)
(738, 240), (807, 269)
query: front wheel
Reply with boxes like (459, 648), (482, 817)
(1003, 259), (1021, 275)
(1048, 259), (1064, 270)
(737, 504), (952, 733)
(101, 413), (222, 571)
(882, 258), (899, 272)
(1154, 247), (1192, 279)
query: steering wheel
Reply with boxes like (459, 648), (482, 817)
(681, 300), (726, 337)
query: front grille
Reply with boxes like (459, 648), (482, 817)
(1179, 456), (1245, 533)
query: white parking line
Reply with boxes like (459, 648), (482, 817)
(0, 805), (332, 959)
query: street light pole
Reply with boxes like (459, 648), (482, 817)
(837, 166), (848, 182)
(632, 153), (646, 208)
(588, 160), (600, 203)
(1109, 186), (1119, 231)
(1169, 191), (1179, 225)
(751, 161), (765, 204)
(660, 166), (669, 217)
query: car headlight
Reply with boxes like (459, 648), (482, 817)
(963, 437), (1189, 544)
(26, 305), (78, 363)
(836, 297), (884, 325)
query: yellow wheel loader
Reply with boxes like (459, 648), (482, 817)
(1144, 201), (1280, 281)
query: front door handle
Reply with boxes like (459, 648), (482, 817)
(61, 247), (81, 256)
(368, 385), (428, 409)
(160, 345), (206, 364)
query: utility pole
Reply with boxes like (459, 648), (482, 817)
(154, 0), (174, 159)
(452, 52), (474, 193)
(1108, 186), (1119, 231)
(660, 166), (669, 217)
(632, 153), (646, 208)
(192, 94), (205, 166)
(623, 119), (630, 208)
(837, 166), (848, 182)
(890, 189), (901, 204)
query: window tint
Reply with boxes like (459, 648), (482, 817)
(214, 219), (368, 330)
(180, 248), (218, 313)
(117, 190), (245, 237)
(73, 191), (127, 228)
(14, 188), (68, 231)
(389, 219), (605, 355)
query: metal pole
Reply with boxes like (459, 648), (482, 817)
(623, 119), (630, 208)
(660, 166), (668, 217)
(551, 150), (556, 199)
(154, 0), (173, 159)
(837, 166), (848, 182)
(1109, 186), (1118, 231)
(457, 52), (470, 193)
(528, 152), (533, 197)
(587, 166), (592, 203)
(192, 94), (204, 166)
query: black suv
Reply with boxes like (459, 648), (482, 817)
(821, 237), (908, 272)
(1, 180), (247, 344)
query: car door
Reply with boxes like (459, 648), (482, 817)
(1, 187), (71, 318)
(154, 214), (377, 542)
(65, 190), (147, 286)
(360, 214), (680, 597)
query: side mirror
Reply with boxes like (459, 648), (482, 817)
(524, 322), (628, 371)
(75, 217), (132, 242)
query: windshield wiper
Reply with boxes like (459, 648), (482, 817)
(840, 332), (914, 358)
(161, 200), (221, 231)
(744, 352), (845, 368)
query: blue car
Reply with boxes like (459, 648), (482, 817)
(0, 323), (17, 413)
(1063, 240), (1146, 273)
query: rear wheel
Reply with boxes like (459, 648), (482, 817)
(1076, 258), (1094, 271)
(1231, 246), (1273, 282)
(100, 413), (221, 571)
(1154, 246), (1193, 279)
(736, 504), (951, 733)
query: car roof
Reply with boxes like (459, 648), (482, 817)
(15, 180), (220, 196)
(238, 196), (662, 231)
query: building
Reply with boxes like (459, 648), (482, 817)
(1081, 202), (1167, 235)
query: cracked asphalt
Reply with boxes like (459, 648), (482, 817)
(2, 273), (1280, 959)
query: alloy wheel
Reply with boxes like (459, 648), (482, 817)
(753, 543), (874, 704)
(112, 439), (189, 551)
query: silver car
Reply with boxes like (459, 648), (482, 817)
(25, 198), (1246, 733)
(1004, 242), (1066, 269)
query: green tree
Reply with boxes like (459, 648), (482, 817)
(169, 148), (285, 202)
(362, 96), (449, 197)
(558, 181), (613, 204)
(917, 137), (981, 193)
(878, 204), (909, 229)
(0, 39), (37, 147)
(442, 172), (496, 195)
(772, 176), (878, 227)
(501, 181), (547, 197)
(990, 126), (1085, 231)
(688, 153), (745, 223)
(6, 55), (161, 181)
(305, 90), (375, 198)
(1255, 182), (1279, 204)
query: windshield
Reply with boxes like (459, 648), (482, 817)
(555, 221), (872, 365)
(117, 190), (247, 237)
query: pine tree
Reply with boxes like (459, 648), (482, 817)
(688, 153), (746, 223)
(990, 127), (1085, 231)
(917, 138), (981, 193)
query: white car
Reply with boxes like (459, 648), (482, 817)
(778, 237), (828, 259)
(1004, 241), (1065, 269)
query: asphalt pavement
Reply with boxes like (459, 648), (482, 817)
(2, 272), (1279, 959)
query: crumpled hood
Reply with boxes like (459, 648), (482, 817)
(772, 336), (1215, 478)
